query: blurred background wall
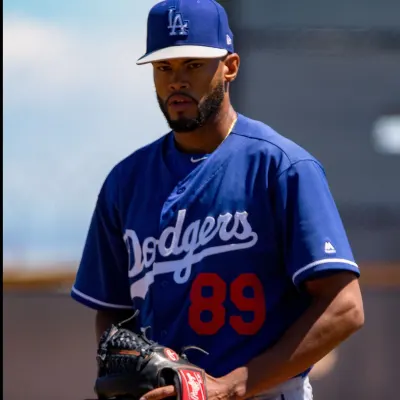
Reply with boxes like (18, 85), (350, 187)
(3, 1), (400, 400)
(222, 0), (400, 262)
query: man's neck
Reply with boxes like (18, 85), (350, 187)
(173, 105), (237, 154)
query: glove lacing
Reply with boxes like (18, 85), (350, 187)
(97, 310), (209, 372)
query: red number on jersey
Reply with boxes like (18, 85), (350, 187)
(230, 273), (266, 335)
(189, 273), (266, 335)
(189, 273), (227, 335)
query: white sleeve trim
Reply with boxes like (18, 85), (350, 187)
(292, 258), (359, 283)
(71, 286), (133, 309)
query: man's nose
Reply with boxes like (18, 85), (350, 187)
(168, 73), (190, 92)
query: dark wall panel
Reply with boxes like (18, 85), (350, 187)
(3, 291), (400, 400)
(222, 0), (400, 262)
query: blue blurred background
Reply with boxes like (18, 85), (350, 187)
(3, 0), (169, 266)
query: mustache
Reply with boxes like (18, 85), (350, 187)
(165, 92), (198, 105)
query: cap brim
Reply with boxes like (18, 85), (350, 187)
(136, 45), (228, 65)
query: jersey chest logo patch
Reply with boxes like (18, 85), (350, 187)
(124, 209), (258, 300)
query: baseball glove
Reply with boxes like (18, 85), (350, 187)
(94, 312), (209, 400)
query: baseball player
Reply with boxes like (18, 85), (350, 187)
(71, 0), (364, 399)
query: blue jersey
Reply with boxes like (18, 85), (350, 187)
(71, 113), (359, 378)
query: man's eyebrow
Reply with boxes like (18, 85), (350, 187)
(154, 59), (203, 66)
(183, 59), (202, 64)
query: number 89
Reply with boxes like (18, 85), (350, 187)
(189, 273), (266, 335)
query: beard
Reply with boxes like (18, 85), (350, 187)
(157, 81), (225, 133)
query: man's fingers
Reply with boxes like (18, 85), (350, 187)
(140, 385), (177, 400)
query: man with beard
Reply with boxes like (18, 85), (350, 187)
(71, 1), (364, 399)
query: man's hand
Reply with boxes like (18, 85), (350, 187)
(139, 367), (248, 400)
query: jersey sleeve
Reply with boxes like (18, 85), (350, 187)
(274, 159), (360, 287)
(71, 170), (132, 311)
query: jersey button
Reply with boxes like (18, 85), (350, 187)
(161, 281), (168, 288)
(161, 330), (168, 337)
(176, 186), (186, 194)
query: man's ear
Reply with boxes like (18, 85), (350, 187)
(224, 53), (240, 83)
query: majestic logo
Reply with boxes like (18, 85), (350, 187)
(324, 241), (336, 254)
(124, 209), (258, 300)
(168, 8), (189, 36)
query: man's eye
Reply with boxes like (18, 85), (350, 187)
(157, 66), (171, 71)
(188, 63), (202, 69)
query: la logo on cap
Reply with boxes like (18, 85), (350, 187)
(168, 7), (189, 36)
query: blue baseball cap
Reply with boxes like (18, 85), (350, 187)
(136, 0), (234, 65)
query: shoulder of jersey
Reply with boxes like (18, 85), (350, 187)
(108, 133), (169, 178)
(233, 114), (320, 169)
